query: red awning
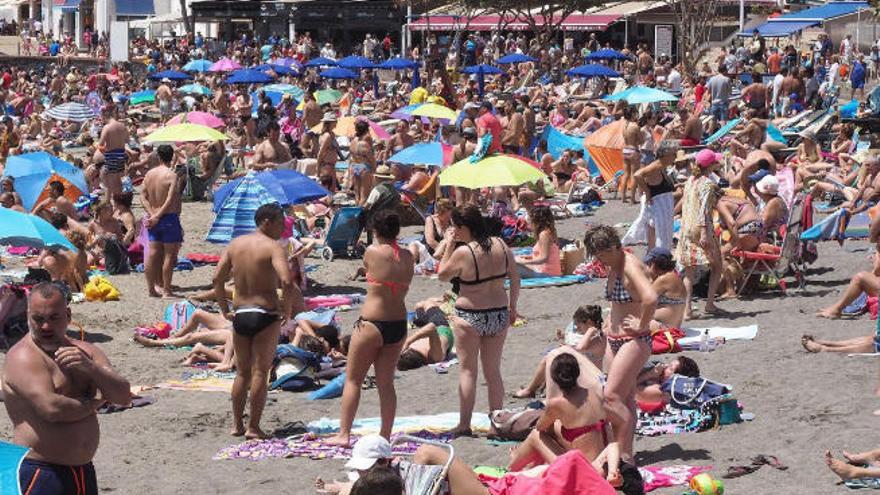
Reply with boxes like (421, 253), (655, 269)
(410, 14), (621, 32)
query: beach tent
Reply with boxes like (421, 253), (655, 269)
(5, 152), (87, 210)
(544, 126), (599, 177)
(583, 119), (626, 182)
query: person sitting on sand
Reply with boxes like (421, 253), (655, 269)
(802, 313), (880, 354)
(817, 244), (880, 319)
(396, 298), (455, 371)
(514, 305), (605, 398)
(639, 247), (687, 331)
(514, 205), (562, 279)
(508, 349), (625, 489)
(824, 449), (880, 485)
(407, 198), (453, 271)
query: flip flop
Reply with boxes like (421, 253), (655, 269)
(751, 454), (789, 471)
(722, 465), (761, 479)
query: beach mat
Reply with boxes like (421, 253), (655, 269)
(801, 210), (870, 242)
(214, 430), (451, 461)
(509, 275), (589, 289)
(307, 412), (491, 435)
(154, 369), (236, 393)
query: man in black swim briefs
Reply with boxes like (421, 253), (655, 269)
(214, 203), (303, 440)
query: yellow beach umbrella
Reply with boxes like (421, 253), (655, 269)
(143, 123), (229, 143)
(411, 103), (458, 121)
(439, 154), (546, 189)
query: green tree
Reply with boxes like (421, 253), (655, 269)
(462, 0), (604, 43)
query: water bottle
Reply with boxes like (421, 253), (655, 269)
(699, 330), (710, 352)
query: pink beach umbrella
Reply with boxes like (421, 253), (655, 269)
(209, 57), (242, 72)
(168, 111), (225, 129)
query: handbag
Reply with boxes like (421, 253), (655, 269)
(661, 374), (730, 410)
(488, 407), (543, 441)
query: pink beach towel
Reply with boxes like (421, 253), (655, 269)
(640, 465), (712, 492)
(483, 451), (615, 495)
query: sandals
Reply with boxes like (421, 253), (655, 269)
(723, 454), (788, 479)
(722, 465), (760, 479)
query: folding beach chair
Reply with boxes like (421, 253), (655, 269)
(392, 435), (455, 495)
(597, 170), (624, 199)
(731, 194), (807, 295)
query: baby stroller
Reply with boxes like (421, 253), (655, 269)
(392, 435), (455, 495)
(316, 206), (364, 261)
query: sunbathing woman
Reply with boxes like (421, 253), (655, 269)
(824, 449), (880, 484)
(508, 349), (623, 488)
(514, 305), (605, 398)
(636, 356), (700, 407)
(817, 244), (880, 319)
(438, 205), (520, 437)
(327, 210), (414, 446)
(515, 205), (561, 279)
(583, 225), (657, 466)
(396, 300), (454, 371)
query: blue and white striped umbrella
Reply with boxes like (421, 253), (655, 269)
(43, 102), (96, 122)
(206, 173), (279, 243)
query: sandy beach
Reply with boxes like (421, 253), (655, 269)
(0, 198), (875, 494)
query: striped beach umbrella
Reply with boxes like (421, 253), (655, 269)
(43, 102), (96, 122)
(206, 173), (280, 243)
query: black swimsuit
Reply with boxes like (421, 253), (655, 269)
(232, 306), (280, 337)
(358, 318), (407, 345)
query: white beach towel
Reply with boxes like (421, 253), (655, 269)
(678, 324), (759, 346)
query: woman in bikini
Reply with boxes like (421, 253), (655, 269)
(438, 205), (520, 437)
(514, 205), (561, 278)
(408, 198), (453, 269)
(327, 210), (414, 446)
(508, 350), (624, 488)
(583, 225), (656, 469)
(348, 120), (375, 207)
(396, 298), (455, 371)
(640, 247), (687, 330)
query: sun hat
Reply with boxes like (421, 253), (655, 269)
(799, 128), (816, 141)
(755, 174), (779, 195)
(344, 435), (391, 471)
(694, 148), (722, 168)
(321, 111), (337, 123)
(374, 164), (394, 180)
(674, 150), (690, 163)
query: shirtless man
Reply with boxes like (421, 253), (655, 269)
(1, 191), (24, 211)
(213, 85), (231, 120)
(677, 107), (703, 147)
(729, 110), (768, 158)
(213, 203), (302, 439)
(252, 121), (292, 171)
(742, 72), (769, 118)
(386, 120), (414, 155)
(622, 106), (643, 203)
(233, 89), (256, 147)
(141, 144), (183, 298)
(779, 67), (803, 118)
(349, 120), (376, 206)
(501, 99), (525, 154)
(97, 106), (129, 202)
(32, 180), (77, 220)
(155, 78), (173, 123)
(128, 142), (158, 179)
(3, 283), (130, 495)
(301, 92), (322, 158)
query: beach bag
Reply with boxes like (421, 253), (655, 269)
(661, 375), (730, 410)
(651, 327), (685, 354)
(488, 406), (543, 441)
(103, 238), (130, 275)
(270, 344), (320, 392)
(163, 300), (196, 331)
(83, 276), (120, 302)
(561, 242), (586, 275)
(699, 394), (742, 427)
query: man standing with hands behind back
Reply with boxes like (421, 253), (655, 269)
(3, 283), (130, 495)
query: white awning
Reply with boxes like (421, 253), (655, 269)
(129, 12), (182, 29)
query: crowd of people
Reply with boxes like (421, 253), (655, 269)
(0, 19), (878, 494)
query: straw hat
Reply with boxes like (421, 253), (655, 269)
(674, 150), (690, 163)
(321, 112), (337, 123)
(374, 164), (394, 180)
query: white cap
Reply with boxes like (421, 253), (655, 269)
(344, 435), (391, 471)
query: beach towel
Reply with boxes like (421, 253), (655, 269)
(843, 292), (870, 316)
(306, 412), (492, 436)
(677, 325), (758, 347)
(508, 275), (589, 289)
(636, 407), (712, 436)
(97, 395), (156, 414)
(186, 253), (221, 265)
(481, 451), (615, 495)
(801, 210), (871, 242)
(304, 294), (365, 311)
(213, 430), (451, 462)
(641, 465), (712, 492)
(155, 369), (237, 393)
(164, 300), (196, 331)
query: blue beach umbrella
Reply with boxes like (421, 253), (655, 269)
(584, 48), (630, 61)
(225, 69), (274, 85)
(0, 441), (28, 494)
(43, 102), (96, 122)
(208, 171), (329, 243)
(460, 64), (504, 98)
(262, 84), (304, 99)
(566, 64), (620, 78)
(5, 152), (88, 210)
(604, 86), (678, 104)
(254, 64), (298, 76)
(497, 53), (537, 64)
(337, 55), (377, 70)
(388, 142), (453, 166)
(304, 57), (338, 68)
(0, 208), (77, 251)
(148, 70), (192, 81)
(178, 83), (212, 97)
(183, 59), (213, 72)
(379, 57), (419, 70)
(319, 67), (359, 80)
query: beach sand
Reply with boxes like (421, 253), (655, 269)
(0, 199), (875, 494)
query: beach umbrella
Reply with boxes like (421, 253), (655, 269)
(143, 123), (229, 143)
(440, 154), (546, 189)
(225, 69), (274, 85)
(0, 208), (77, 251)
(337, 55), (377, 70)
(263, 84), (304, 99)
(379, 57), (419, 70)
(411, 103), (457, 121)
(0, 441), (28, 495)
(319, 67), (359, 80)
(497, 53), (537, 64)
(5, 152), (88, 211)
(460, 64), (504, 98)
(584, 48), (630, 61)
(168, 111), (225, 128)
(388, 142), (453, 166)
(390, 103), (423, 121)
(583, 119), (626, 182)
(148, 70), (192, 81)
(310, 116), (390, 140)
(274, 57), (302, 69)
(129, 90), (156, 106)
(304, 56), (338, 68)
(604, 86), (678, 104)
(208, 171), (329, 243)
(296, 89), (344, 111)
(183, 59), (213, 72)
(209, 57), (242, 72)
(567, 64), (620, 78)
(254, 63), (298, 76)
(178, 83), (213, 97)
(43, 102), (96, 122)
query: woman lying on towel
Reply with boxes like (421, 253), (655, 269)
(508, 348), (629, 490)
(636, 356), (700, 410)
(514, 305), (606, 398)
(396, 298), (455, 371)
(133, 309), (237, 370)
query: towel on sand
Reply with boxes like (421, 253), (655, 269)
(678, 325), (758, 347)
(307, 412), (491, 435)
(154, 369), (237, 393)
(214, 430), (450, 462)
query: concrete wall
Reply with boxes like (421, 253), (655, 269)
(825, 13), (879, 53)
(0, 36), (19, 56)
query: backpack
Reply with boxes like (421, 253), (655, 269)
(269, 344), (321, 392)
(163, 300), (196, 332)
(488, 406), (544, 441)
